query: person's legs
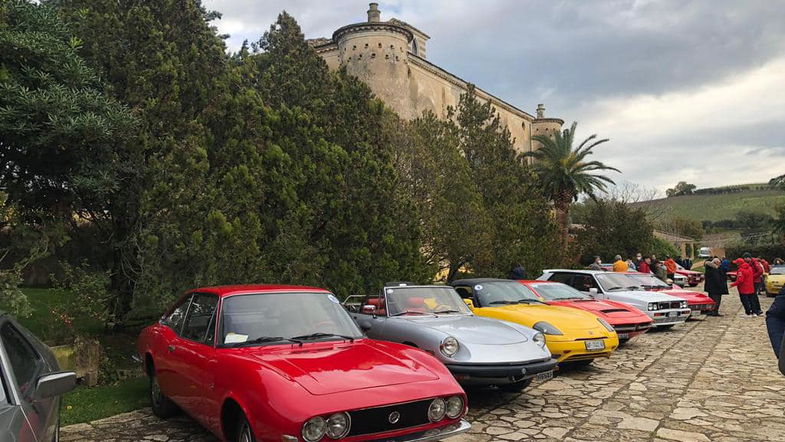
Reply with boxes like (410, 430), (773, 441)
(765, 295), (785, 357)
(708, 292), (722, 315)
(751, 293), (763, 315)
(740, 294), (753, 315)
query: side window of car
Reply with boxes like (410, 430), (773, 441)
(548, 273), (572, 284)
(572, 275), (598, 292)
(181, 294), (219, 344)
(162, 295), (192, 335)
(0, 322), (43, 399)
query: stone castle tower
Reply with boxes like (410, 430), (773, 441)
(310, 3), (564, 154)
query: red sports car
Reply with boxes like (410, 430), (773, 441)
(625, 273), (716, 318)
(518, 280), (653, 342)
(136, 284), (471, 442)
(675, 264), (704, 287)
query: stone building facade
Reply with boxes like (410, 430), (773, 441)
(310, 3), (564, 154)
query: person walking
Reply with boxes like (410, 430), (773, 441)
(634, 253), (643, 269)
(664, 256), (677, 281)
(654, 261), (668, 282)
(612, 255), (629, 272)
(704, 257), (727, 316)
(589, 256), (603, 271)
(749, 256), (765, 300)
(683, 256), (693, 270)
(731, 257), (758, 316)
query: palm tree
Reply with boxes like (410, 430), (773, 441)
(526, 122), (620, 251)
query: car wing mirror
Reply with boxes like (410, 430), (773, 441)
(361, 305), (376, 315)
(34, 371), (76, 400)
(589, 288), (598, 295)
(463, 299), (475, 309)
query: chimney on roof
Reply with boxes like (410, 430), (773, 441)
(536, 104), (545, 119)
(367, 3), (380, 22)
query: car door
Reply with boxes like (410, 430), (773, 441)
(351, 293), (387, 338)
(156, 294), (193, 407)
(0, 319), (57, 442)
(175, 293), (219, 429)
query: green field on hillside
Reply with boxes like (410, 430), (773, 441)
(635, 188), (785, 222)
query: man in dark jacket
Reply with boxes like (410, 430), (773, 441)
(765, 284), (785, 374)
(704, 258), (727, 316)
(508, 265), (526, 280)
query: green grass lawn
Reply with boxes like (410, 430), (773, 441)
(634, 188), (785, 223)
(61, 376), (149, 426)
(18, 288), (149, 425)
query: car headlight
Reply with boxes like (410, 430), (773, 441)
(647, 302), (657, 311)
(597, 318), (615, 332)
(533, 321), (563, 336)
(532, 331), (547, 348)
(428, 397), (446, 422)
(440, 336), (459, 357)
(445, 396), (464, 419)
(302, 416), (327, 442)
(325, 412), (350, 439)
(680, 301), (688, 309)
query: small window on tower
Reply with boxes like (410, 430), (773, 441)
(412, 39), (418, 55)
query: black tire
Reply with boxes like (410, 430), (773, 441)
(149, 371), (179, 418)
(499, 378), (533, 393)
(234, 413), (256, 442)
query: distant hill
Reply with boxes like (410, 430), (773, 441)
(634, 184), (785, 223)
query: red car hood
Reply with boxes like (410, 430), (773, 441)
(546, 299), (650, 324)
(250, 341), (439, 396)
(659, 289), (715, 305)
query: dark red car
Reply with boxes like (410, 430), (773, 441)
(517, 281), (653, 342)
(675, 264), (704, 287)
(136, 285), (470, 442)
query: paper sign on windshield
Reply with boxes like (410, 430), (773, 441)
(224, 333), (248, 344)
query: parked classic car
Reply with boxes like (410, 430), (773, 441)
(349, 284), (556, 392)
(137, 285), (471, 442)
(764, 265), (785, 296)
(675, 264), (704, 287)
(624, 272), (716, 318)
(449, 279), (619, 366)
(539, 270), (692, 329)
(517, 281), (653, 342)
(0, 311), (77, 442)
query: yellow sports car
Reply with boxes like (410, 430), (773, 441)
(765, 265), (785, 296)
(450, 278), (619, 366)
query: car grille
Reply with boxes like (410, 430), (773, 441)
(347, 399), (432, 437)
(657, 301), (682, 310)
(690, 304), (712, 311)
(614, 322), (651, 332)
(654, 316), (684, 324)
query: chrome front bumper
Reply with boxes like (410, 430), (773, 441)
(384, 420), (472, 441)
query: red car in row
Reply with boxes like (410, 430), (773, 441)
(517, 280), (653, 342)
(137, 285), (471, 442)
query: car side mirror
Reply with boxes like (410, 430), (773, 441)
(361, 305), (376, 315)
(589, 288), (598, 295)
(463, 299), (475, 309)
(34, 371), (76, 400)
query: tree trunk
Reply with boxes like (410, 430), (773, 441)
(554, 198), (571, 256)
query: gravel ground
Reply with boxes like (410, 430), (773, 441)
(62, 286), (784, 441)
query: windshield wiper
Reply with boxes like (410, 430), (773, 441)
(289, 332), (356, 342)
(604, 286), (626, 291)
(433, 309), (463, 314)
(516, 299), (545, 304)
(391, 310), (434, 316)
(489, 300), (520, 305)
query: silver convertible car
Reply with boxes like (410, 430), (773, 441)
(347, 284), (557, 392)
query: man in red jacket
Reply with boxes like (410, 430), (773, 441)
(732, 257), (761, 316)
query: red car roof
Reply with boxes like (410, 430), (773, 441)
(191, 284), (331, 297)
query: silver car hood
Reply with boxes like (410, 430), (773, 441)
(399, 315), (528, 345)
(606, 290), (685, 304)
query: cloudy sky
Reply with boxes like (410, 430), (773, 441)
(202, 0), (785, 195)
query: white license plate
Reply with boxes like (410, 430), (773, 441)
(691, 310), (703, 316)
(585, 340), (605, 351)
(617, 333), (630, 339)
(535, 371), (553, 381)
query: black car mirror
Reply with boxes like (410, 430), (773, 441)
(34, 371), (77, 400)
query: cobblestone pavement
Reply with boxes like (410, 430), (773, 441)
(63, 287), (785, 442)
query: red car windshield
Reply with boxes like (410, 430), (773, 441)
(219, 292), (363, 346)
(528, 283), (593, 301)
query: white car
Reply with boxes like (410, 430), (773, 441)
(539, 270), (691, 328)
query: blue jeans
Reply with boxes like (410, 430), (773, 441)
(766, 294), (785, 358)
